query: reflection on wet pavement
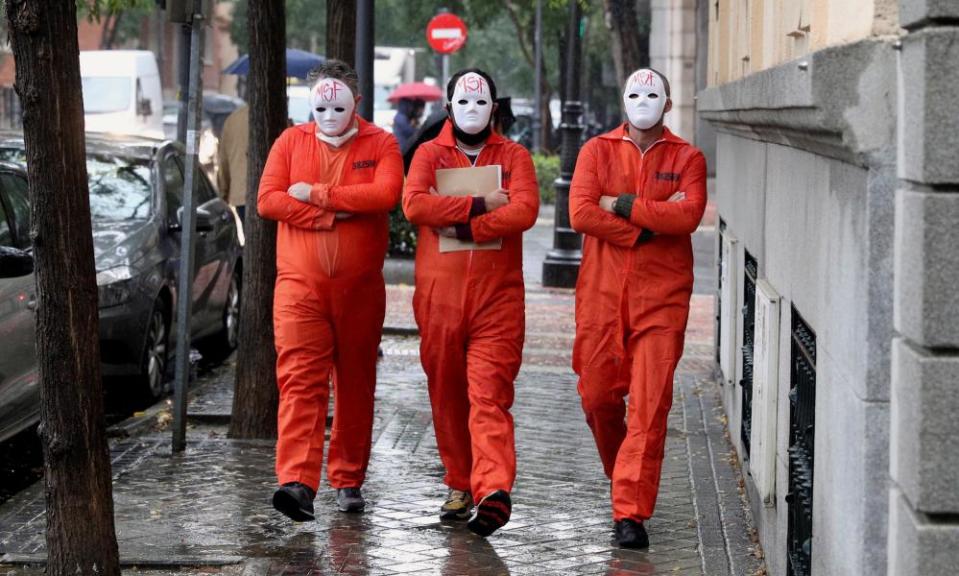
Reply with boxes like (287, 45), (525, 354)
(0, 214), (759, 575)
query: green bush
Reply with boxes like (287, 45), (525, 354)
(532, 153), (560, 205)
(388, 206), (417, 258)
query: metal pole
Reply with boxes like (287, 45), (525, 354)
(442, 54), (449, 93)
(541, 0), (583, 288)
(532, 0), (542, 152)
(153, 3), (165, 87)
(356, 0), (375, 121)
(172, 0), (204, 452)
(175, 22), (191, 144)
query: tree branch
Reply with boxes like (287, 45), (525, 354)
(502, 0), (536, 68)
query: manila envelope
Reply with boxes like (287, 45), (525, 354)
(436, 165), (503, 253)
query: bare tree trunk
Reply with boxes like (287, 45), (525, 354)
(5, 1), (120, 573)
(326, 0), (356, 67)
(500, 0), (556, 152)
(637, 0), (651, 69)
(604, 0), (645, 84)
(229, 0), (286, 439)
(101, 12), (123, 49)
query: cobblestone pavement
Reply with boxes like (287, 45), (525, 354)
(0, 207), (762, 575)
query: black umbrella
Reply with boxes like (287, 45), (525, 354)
(202, 94), (245, 137)
(401, 108), (448, 174)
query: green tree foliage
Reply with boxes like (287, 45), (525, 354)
(230, 0), (321, 55)
(531, 153), (560, 204)
(225, 1), (601, 103)
(388, 206), (417, 258)
(75, 0), (148, 19)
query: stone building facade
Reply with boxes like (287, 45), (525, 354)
(698, 0), (959, 574)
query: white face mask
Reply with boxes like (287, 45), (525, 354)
(623, 69), (667, 130)
(450, 73), (493, 135)
(311, 78), (356, 137)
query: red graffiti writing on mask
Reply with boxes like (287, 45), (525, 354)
(315, 80), (346, 102)
(456, 74), (488, 95)
(628, 70), (657, 88)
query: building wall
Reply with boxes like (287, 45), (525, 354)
(714, 128), (892, 576)
(700, 0), (900, 567)
(888, 2), (959, 574)
(704, 2), (959, 574)
(650, 0), (697, 141)
(707, 0), (899, 85)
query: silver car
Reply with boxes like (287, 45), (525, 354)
(0, 164), (37, 443)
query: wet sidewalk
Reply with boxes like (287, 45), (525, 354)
(0, 208), (762, 575)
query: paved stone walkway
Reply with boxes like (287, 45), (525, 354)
(0, 207), (762, 575)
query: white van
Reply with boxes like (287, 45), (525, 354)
(80, 50), (163, 139)
(287, 84), (313, 125)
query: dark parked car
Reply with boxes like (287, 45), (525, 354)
(0, 133), (242, 443)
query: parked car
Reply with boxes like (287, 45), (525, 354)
(0, 133), (242, 443)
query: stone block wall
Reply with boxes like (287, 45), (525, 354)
(888, 1), (959, 573)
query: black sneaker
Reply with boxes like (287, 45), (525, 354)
(272, 482), (316, 522)
(467, 490), (511, 537)
(336, 487), (366, 513)
(614, 519), (649, 549)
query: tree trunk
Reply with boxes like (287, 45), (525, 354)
(637, 0), (651, 69)
(229, 0), (286, 439)
(326, 0), (356, 67)
(604, 0), (645, 84)
(5, 2), (120, 573)
(101, 12), (123, 50)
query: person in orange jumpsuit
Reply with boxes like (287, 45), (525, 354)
(403, 68), (539, 537)
(569, 68), (707, 548)
(258, 60), (404, 521)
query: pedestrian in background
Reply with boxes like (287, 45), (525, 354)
(403, 68), (539, 537)
(569, 67), (707, 549)
(217, 104), (249, 222)
(257, 59), (404, 522)
(392, 97), (425, 150)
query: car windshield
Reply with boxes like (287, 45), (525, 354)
(82, 77), (131, 114)
(86, 156), (152, 220)
(0, 148), (152, 221)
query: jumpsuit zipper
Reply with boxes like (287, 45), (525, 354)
(617, 137), (665, 358)
(454, 143), (491, 325)
(316, 140), (357, 279)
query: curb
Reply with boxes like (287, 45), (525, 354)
(107, 397), (171, 439)
(383, 258), (415, 285)
(383, 325), (418, 336)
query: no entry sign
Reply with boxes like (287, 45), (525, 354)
(427, 13), (468, 54)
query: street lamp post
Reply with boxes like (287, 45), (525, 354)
(532, 0), (542, 153)
(356, 0), (374, 121)
(542, 0), (583, 288)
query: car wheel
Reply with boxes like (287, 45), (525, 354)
(138, 302), (169, 401)
(196, 269), (240, 364)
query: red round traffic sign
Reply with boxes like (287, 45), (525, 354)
(426, 13), (468, 54)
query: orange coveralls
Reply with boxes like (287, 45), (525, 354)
(258, 118), (403, 492)
(569, 125), (707, 522)
(402, 120), (539, 500)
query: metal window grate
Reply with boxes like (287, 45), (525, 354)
(787, 309), (816, 576)
(740, 250), (757, 456)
